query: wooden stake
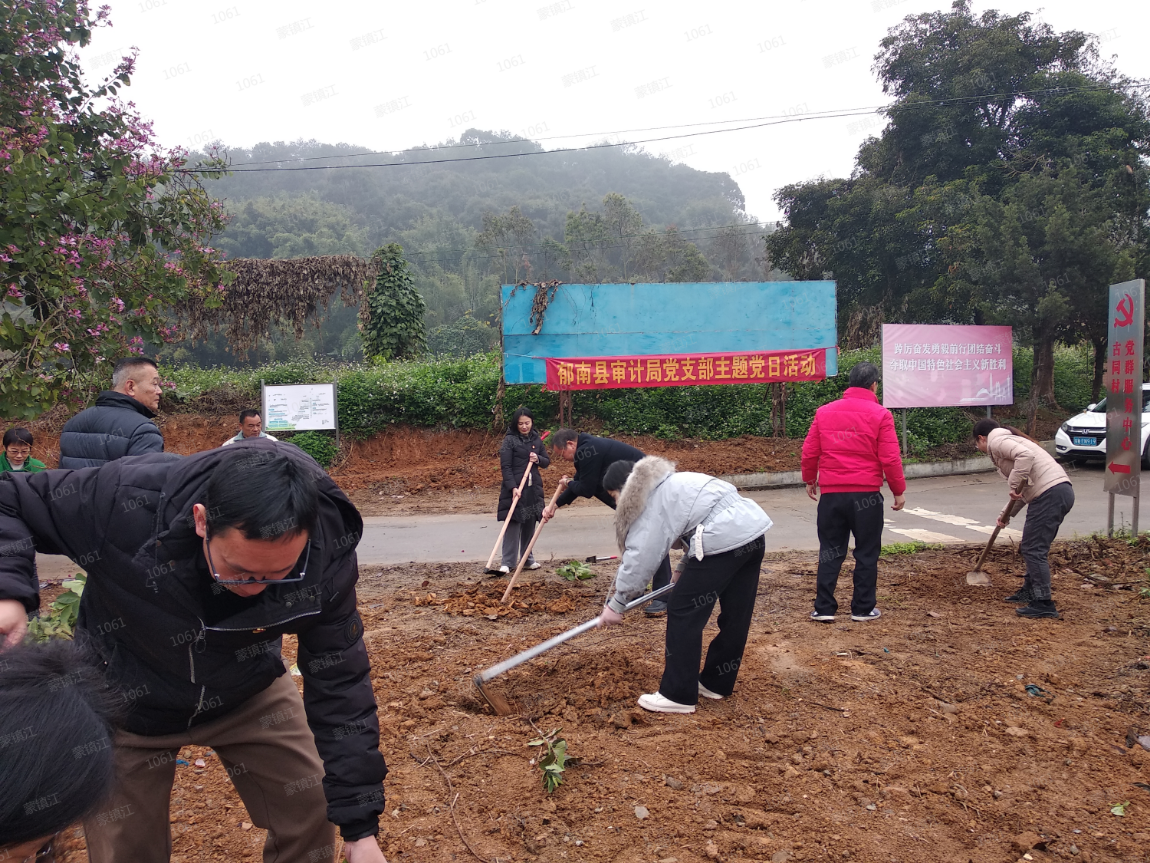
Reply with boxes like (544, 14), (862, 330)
(484, 462), (533, 572)
(501, 483), (565, 604)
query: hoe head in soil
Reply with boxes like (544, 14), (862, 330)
(966, 492), (1026, 586)
(472, 583), (675, 717)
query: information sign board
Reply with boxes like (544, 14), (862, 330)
(261, 383), (338, 432)
(1105, 279), (1145, 497)
(881, 324), (1012, 408)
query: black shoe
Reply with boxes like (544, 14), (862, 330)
(644, 600), (668, 616)
(1016, 601), (1060, 619)
(1004, 586), (1033, 603)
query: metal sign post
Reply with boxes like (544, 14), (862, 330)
(1105, 279), (1145, 536)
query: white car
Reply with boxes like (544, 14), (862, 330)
(1054, 384), (1150, 466)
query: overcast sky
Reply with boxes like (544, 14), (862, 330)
(81, 0), (1149, 223)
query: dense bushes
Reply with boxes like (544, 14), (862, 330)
(162, 343), (1091, 452)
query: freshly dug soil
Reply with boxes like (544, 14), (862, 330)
(51, 537), (1150, 863)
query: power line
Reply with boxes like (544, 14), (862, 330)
(183, 82), (1150, 174)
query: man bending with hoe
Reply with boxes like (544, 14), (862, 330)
(0, 441), (389, 863)
(802, 361), (906, 624)
(542, 428), (674, 614)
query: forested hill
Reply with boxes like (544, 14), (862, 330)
(201, 129), (754, 258)
(174, 129), (774, 365)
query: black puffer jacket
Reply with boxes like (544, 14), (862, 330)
(555, 433), (646, 509)
(0, 439), (385, 840)
(59, 390), (164, 468)
(497, 428), (550, 522)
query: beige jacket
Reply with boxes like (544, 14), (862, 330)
(986, 428), (1070, 513)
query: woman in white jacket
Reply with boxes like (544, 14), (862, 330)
(598, 456), (772, 713)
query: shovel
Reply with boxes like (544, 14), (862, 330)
(966, 483), (1027, 586)
(484, 462), (533, 574)
(474, 583), (675, 715)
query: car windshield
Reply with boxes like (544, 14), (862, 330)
(1090, 391), (1150, 412)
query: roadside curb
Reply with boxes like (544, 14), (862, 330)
(721, 440), (1056, 491)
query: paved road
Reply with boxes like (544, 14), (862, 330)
(34, 462), (1125, 579)
(353, 461), (1120, 565)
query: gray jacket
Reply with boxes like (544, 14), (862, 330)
(608, 456), (772, 613)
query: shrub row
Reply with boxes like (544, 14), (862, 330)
(160, 344), (1094, 452)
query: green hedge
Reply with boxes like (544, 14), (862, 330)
(161, 345), (1083, 451)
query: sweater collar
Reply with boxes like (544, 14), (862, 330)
(842, 387), (879, 403)
(95, 389), (157, 419)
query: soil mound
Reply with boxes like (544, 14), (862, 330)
(412, 579), (598, 618)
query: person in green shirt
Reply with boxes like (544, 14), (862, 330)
(1, 428), (47, 473)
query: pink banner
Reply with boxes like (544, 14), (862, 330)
(881, 324), (1013, 408)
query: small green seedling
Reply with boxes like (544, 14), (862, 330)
(26, 574), (86, 641)
(556, 560), (595, 581)
(1111, 800), (1130, 817)
(527, 727), (568, 794)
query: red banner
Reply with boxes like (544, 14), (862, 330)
(544, 349), (828, 391)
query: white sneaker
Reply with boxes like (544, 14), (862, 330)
(528, 562), (542, 570)
(498, 565), (510, 574)
(851, 608), (882, 622)
(637, 692), (695, 714)
(698, 683), (724, 701)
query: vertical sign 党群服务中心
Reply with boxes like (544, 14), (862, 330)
(1105, 281), (1145, 521)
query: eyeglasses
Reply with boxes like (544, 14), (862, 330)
(205, 537), (310, 586)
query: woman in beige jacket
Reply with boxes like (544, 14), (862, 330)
(973, 419), (1073, 619)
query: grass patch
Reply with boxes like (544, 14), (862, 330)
(880, 541), (945, 557)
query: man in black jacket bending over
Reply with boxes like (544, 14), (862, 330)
(541, 428), (673, 614)
(0, 441), (388, 863)
(59, 356), (165, 468)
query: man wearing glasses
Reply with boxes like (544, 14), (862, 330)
(0, 441), (389, 863)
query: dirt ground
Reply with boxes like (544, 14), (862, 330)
(50, 536), (1150, 863)
(10, 402), (1066, 518)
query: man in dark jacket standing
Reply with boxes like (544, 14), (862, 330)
(801, 361), (907, 625)
(541, 429), (673, 613)
(0, 441), (388, 863)
(59, 357), (165, 468)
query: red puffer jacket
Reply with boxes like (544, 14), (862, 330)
(801, 387), (907, 495)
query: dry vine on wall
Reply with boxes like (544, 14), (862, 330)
(174, 255), (378, 358)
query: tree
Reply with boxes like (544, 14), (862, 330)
(0, 0), (229, 417)
(765, 0), (1150, 413)
(475, 206), (537, 284)
(360, 244), (426, 361)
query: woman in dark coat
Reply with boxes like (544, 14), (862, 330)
(496, 407), (550, 572)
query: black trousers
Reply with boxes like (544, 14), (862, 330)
(1020, 482), (1074, 601)
(652, 553), (672, 591)
(814, 491), (883, 617)
(658, 536), (765, 705)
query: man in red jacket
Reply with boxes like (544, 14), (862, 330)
(801, 362), (907, 623)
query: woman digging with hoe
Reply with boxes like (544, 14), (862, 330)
(494, 407), (550, 574)
(597, 456), (772, 713)
(974, 419), (1074, 619)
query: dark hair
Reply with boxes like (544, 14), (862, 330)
(550, 428), (578, 450)
(848, 362), (880, 389)
(239, 409), (261, 423)
(972, 419), (1036, 442)
(0, 639), (119, 846)
(510, 406), (534, 432)
(2, 428), (33, 448)
(111, 356), (158, 389)
(602, 460), (636, 492)
(202, 451), (319, 541)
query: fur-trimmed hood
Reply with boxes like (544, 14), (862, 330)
(614, 456), (675, 552)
